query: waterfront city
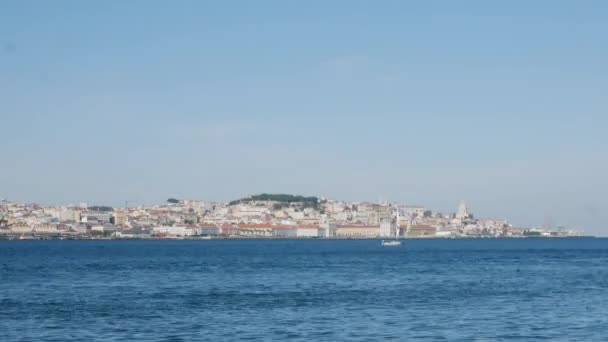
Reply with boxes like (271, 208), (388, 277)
(0, 194), (585, 240)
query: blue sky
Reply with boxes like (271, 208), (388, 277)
(1, 1), (607, 233)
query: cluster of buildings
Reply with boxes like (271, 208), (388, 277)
(0, 197), (585, 240)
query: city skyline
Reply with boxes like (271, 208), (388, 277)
(2, 1), (607, 235)
(0, 194), (585, 239)
(0, 194), (588, 235)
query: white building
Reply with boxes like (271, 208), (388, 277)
(402, 206), (426, 218)
(152, 226), (199, 236)
(199, 226), (222, 236)
(318, 223), (337, 238)
(59, 208), (81, 222)
(272, 227), (297, 237)
(295, 225), (319, 238)
(380, 221), (392, 237)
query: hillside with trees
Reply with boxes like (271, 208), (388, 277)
(229, 193), (319, 208)
(88, 206), (113, 212)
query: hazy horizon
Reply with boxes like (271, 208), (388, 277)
(2, 1), (607, 235)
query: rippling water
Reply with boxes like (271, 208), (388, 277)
(1, 238), (607, 341)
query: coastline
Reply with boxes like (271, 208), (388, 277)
(0, 234), (596, 241)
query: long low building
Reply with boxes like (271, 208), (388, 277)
(237, 224), (320, 238)
(199, 225), (222, 236)
(152, 225), (201, 237)
(238, 224), (274, 237)
(335, 223), (391, 238)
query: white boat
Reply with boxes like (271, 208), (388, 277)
(381, 240), (401, 246)
(381, 207), (402, 246)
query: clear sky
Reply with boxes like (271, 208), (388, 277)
(1, 1), (607, 234)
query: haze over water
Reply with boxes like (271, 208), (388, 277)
(2, 238), (607, 341)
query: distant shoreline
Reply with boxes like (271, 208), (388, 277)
(0, 235), (596, 241)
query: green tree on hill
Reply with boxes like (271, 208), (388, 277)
(228, 193), (319, 208)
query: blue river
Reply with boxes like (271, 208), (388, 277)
(1, 238), (607, 341)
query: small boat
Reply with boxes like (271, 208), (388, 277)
(381, 240), (401, 246)
(381, 208), (402, 246)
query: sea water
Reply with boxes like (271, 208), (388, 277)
(1, 238), (607, 341)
